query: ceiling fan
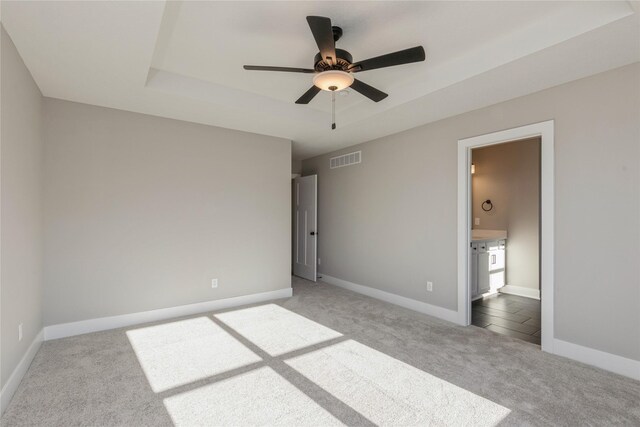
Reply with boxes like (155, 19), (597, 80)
(244, 16), (425, 129)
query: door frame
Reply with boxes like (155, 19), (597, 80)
(457, 120), (554, 352)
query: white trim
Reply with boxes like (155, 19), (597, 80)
(1, 329), (44, 415)
(499, 285), (540, 300)
(553, 339), (640, 380)
(44, 287), (293, 340)
(457, 120), (554, 353)
(320, 274), (459, 324)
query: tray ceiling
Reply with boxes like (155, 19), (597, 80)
(2, 1), (638, 159)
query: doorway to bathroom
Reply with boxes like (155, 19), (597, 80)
(457, 121), (554, 351)
(469, 137), (541, 344)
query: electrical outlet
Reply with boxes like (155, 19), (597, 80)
(475, 217), (480, 226)
(427, 281), (433, 292)
(18, 323), (23, 341)
(211, 278), (218, 289)
(317, 258), (321, 266)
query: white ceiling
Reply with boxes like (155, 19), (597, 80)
(2, 1), (639, 160)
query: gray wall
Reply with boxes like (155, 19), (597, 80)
(303, 63), (640, 361)
(1, 26), (44, 388)
(43, 99), (291, 325)
(472, 138), (540, 291)
(291, 159), (302, 176)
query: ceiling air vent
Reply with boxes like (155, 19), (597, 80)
(330, 151), (361, 169)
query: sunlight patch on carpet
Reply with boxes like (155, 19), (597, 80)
(215, 304), (342, 356)
(163, 366), (343, 426)
(286, 340), (511, 426)
(127, 317), (262, 392)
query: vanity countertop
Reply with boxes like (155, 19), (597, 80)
(472, 229), (507, 242)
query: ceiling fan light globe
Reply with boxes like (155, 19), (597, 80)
(313, 70), (354, 91)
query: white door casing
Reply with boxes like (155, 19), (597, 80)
(293, 175), (317, 281)
(457, 120), (554, 352)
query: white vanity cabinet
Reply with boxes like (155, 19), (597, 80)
(471, 238), (506, 299)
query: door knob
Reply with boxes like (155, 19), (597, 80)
(310, 231), (316, 236)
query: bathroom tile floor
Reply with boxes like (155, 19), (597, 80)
(472, 293), (541, 345)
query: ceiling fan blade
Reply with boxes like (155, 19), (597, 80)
(295, 86), (322, 104)
(348, 46), (426, 72)
(350, 79), (388, 102)
(306, 16), (337, 65)
(244, 65), (316, 73)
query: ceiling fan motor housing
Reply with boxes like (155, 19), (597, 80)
(314, 48), (353, 71)
(243, 16), (425, 105)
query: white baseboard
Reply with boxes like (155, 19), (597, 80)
(44, 287), (293, 341)
(499, 285), (540, 300)
(553, 338), (640, 380)
(320, 274), (458, 324)
(1, 329), (44, 416)
(321, 274), (639, 380)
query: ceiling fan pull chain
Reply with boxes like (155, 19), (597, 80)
(331, 89), (336, 130)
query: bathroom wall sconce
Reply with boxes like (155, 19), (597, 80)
(471, 163), (476, 175)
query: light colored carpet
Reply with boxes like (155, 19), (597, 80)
(214, 303), (343, 356)
(2, 276), (639, 426)
(164, 366), (343, 426)
(285, 340), (510, 426)
(126, 316), (262, 393)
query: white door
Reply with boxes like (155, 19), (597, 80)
(293, 175), (317, 281)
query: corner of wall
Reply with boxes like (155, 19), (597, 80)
(0, 22), (46, 412)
